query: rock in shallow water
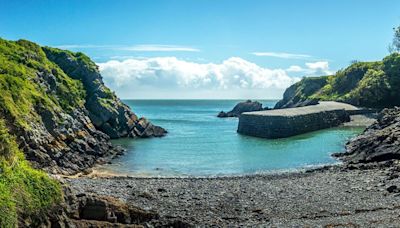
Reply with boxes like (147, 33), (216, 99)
(217, 100), (267, 118)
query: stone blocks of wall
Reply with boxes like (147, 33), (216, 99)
(237, 109), (350, 139)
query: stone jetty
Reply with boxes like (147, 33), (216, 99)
(237, 101), (366, 139)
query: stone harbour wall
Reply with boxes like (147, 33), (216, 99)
(237, 109), (350, 139)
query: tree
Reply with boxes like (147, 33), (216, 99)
(389, 26), (400, 53)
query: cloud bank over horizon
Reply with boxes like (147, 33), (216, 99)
(98, 57), (332, 99)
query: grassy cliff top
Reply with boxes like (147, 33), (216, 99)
(276, 53), (400, 109)
(0, 38), (86, 129)
(0, 38), (111, 225)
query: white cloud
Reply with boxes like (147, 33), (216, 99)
(97, 57), (301, 99)
(305, 61), (328, 70)
(286, 65), (304, 72)
(305, 61), (333, 75)
(54, 44), (200, 52)
(285, 61), (333, 75)
(252, 52), (312, 59)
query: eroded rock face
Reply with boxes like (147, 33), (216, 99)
(0, 40), (166, 175)
(335, 107), (400, 163)
(218, 100), (266, 118)
(21, 104), (122, 175)
(43, 47), (167, 139)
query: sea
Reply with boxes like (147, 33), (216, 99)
(97, 100), (363, 177)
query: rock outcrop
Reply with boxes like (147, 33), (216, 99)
(43, 47), (167, 139)
(335, 107), (400, 163)
(274, 77), (327, 109)
(218, 100), (266, 117)
(29, 186), (160, 227)
(67, 193), (159, 226)
(0, 39), (166, 175)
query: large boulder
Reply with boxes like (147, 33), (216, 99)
(334, 107), (400, 163)
(42, 187), (159, 227)
(218, 100), (266, 118)
(77, 195), (158, 224)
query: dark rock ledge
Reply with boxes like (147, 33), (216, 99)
(217, 100), (268, 118)
(333, 107), (400, 164)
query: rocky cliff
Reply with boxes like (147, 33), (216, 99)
(0, 38), (166, 175)
(335, 107), (400, 163)
(274, 76), (326, 109)
(42, 47), (166, 139)
(275, 54), (400, 109)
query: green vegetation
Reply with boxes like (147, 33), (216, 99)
(0, 38), (98, 226)
(285, 53), (400, 108)
(42, 46), (119, 116)
(279, 26), (400, 109)
(0, 38), (85, 129)
(292, 76), (329, 100)
(0, 119), (61, 227)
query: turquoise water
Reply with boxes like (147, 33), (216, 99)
(100, 100), (363, 177)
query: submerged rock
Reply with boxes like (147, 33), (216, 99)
(335, 107), (400, 163)
(218, 100), (266, 118)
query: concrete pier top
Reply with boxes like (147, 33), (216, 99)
(242, 101), (360, 117)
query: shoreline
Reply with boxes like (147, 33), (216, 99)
(77, 113), (375, 180)
(65, 160), (400, 226)
(69, 162), (342, 180)
(60, 112), (400, 226)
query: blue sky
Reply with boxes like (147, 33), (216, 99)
(1, 0), (400, 99)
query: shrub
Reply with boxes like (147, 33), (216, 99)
(0, 119), (61, 227)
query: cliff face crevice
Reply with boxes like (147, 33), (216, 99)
(0, 38), (166, 175)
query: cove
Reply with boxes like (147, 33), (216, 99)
(98, 100), (364, 177)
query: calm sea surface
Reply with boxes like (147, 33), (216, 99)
(99, 100), (363, 177)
